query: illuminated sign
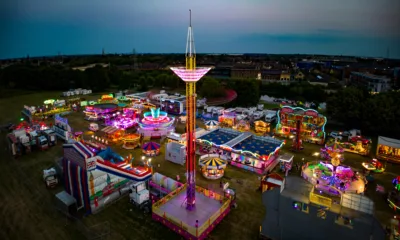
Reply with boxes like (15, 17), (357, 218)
(55, 114), (68, 125)
(280, 107), (294, 114)
(305, 110), (318, 117)
(86, 158), (97, 171)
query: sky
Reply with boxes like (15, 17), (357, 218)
(1, 0), (400, 59)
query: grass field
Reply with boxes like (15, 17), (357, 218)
(0, 91), (398, 240)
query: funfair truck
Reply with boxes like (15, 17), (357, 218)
(6, 128), (55, 157)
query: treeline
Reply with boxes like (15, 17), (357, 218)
(260, 82), (333, 104)
(326, 87), (400, 138)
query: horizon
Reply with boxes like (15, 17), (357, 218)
(1, 0), (400, 59)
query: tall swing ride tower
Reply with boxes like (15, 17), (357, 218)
(170, 10), (211, 210)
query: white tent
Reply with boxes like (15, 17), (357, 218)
(378, 136), (400, 149)
(205, 120), (219, 130)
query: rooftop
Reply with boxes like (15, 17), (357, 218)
(351, 72), (391, 81)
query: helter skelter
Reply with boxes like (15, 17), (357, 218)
(170, 9), (211, 210)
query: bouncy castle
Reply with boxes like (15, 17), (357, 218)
(62, 140), (152, 214)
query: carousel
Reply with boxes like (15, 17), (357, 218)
(142, 141), (161, 156)
(199, 155), (227, 180)
(121, 134), (141, 149)
(254, 120), (270, 134)
(205, 120), (219, 130)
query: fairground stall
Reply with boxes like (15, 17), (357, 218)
(100, 126), (125, 142)
(232, 120), (250, 132)
(84, 103), (119, 121)
(275, 106), (327, 145)
(62, 140), (152, 214)
(218, 111), (236, 127)
(199, 154), (227, 180)
(142, 142), (160, 156)
(376, 136), (400, 164)
(254, 120), (270, 134)
(326, 131), (371, 156)
(98, 94), (117, 103)
(137, 108), (175, 139)
(362, 158), (385, 173)
(197, 128), (284, 174)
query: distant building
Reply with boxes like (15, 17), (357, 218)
(261, 70), (282, 81)
(72, 63), (109, 71)
(294, 71), (305, 80)
(207, 64), (232, 79)
(296, 61), (316, 70)
(260, 176), (385, 240)
(231, 64), (260, 79)
(280, 72), (291, 81)
(349, 72), (391, 93)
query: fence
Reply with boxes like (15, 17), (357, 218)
(152, 183), (231, 238)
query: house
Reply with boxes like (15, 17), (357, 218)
(349, 72), (391, 93)
(261, 70), (282, 81)
(260, 176), (385, 240)
(294, 71), (305, 80)
(280, 72), (291, 81)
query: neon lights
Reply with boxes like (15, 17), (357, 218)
(197, 139), (285, 160)
(276, 105), (327, 142)
(170, 67), (211, 82)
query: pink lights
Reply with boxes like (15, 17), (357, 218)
(170, 67), (211, 82)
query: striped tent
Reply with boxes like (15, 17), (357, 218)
(142, 141), (160, 151)
(205, 120), (219, 130)
(199, 157), (227, 170)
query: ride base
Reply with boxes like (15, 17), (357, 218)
(152, 184), (231, 240)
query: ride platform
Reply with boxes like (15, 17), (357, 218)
(152, 184), (231, 240)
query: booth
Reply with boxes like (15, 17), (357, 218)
(142, 142), (160, 156)
(165, 142), (186, 165)
(377, 136), (400, 164)
(233, 120), (250, 132)
(100, 126), (124, 142)
(254, 120), (270, 134)
(218, 111), (236, 127)
(199, 154), (227, 180)
(121, 134), (141, 150)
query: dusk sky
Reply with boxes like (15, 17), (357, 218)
(1, 0), (400, 59)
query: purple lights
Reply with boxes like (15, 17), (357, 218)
(170, 67), (211, 82)
(113, 117), (137, 129)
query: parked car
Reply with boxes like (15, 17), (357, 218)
(329, 131), (343, 140)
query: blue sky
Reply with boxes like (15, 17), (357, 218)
(1, 0), (399, 59)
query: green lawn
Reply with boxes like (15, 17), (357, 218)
(0, 91), (397, 240)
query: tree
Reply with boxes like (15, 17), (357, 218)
(199, 77), (225, 98)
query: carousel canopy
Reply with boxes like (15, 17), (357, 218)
(142, 141), (160, 151)
(199, 157), (227, 169)
(205, 120), (219, 127)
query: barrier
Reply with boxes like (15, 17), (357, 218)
(152, 183), (231, 239)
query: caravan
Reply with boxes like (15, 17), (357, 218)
(264, 110), (277, 123)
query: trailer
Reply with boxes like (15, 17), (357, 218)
(43, 168), (58, 188)
(128, 181), (151, 213)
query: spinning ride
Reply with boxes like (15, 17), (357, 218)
(388, 176), (400, 212)
(199, 155), (227, 180)
(137, 108), (175, 138)
(142, 142), (161, 156)
(121, 134), (141, 149)
(302, 161), (365, 195)
(362, 158), (385, 173)
(321, 141), (344, 163)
